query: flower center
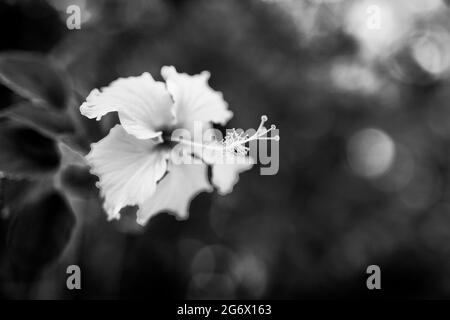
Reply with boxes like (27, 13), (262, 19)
(159, 128), (180, 149)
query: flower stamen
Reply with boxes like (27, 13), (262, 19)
(169, 115), (279, 156)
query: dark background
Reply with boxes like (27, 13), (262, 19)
(1, 0), (450, 299)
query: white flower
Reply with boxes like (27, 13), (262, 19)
(80, 66), (278, 225)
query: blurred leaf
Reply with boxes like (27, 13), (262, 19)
(7, 191), (76, 272)
(60, 165), (99, 199)
(0, 51), (71, 109)
(0, 102), (75, 136)
(0, 1), (66, 53)
(0, 120), (61, 178)
(59, 134), (91, 156)
(58, 142), (87, 167)
(0, 178), (45, 217)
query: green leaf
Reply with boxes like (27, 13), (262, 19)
(0, 52), (71, 110)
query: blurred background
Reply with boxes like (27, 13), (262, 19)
(1, 0), (450, 299)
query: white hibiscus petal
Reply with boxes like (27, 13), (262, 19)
(186, 138), (254, 195)
(80, 72), (175, 139)
(212, 154), (254, 195)
(136, 160), (212, 225)
(161, 66), (233, 128)
(86, 125), (169, 220)
(205, 150), (254, 195)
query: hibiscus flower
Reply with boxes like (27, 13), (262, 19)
(80, 66), (279, 225)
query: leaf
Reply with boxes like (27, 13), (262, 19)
(7, 191), (76, 273)
(0, 52), (71, 110)
(58, 142), (87, 168)
(0, 178), (44, 217)
(0, 120), (61, 178)
(60, 165), (99, 199)
(0, 102), (75, 136)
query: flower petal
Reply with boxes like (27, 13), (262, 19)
(137, 160), (212, 225)
(80, 73), (175, 139)
(161, 66), (233, 128)
(86, 125), (169, 220)
(191, 141), (254, 195)
(210, 152), (254, 195)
